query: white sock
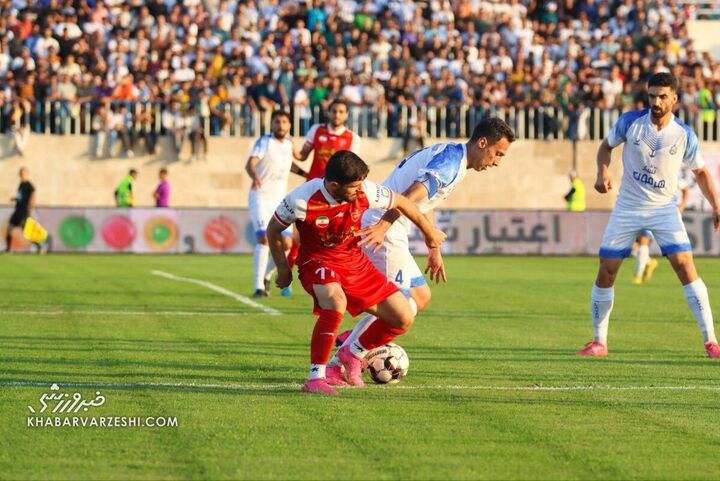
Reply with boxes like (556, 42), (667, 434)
(683, 279), (717, 344)
(349, 340), (369, 358)
(264, 257), (276, 281)
(591, 285), (614, 345)
(408, 297), (418, 316)
(253, 244), (270, 290)
(327, 315), (374, 367)
(309, 364), (325, 380)
(635, 245), (649, 277)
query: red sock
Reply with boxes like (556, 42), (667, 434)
(310, 310), (344, 365)
(287, 242), (299, 269)
(358, 318), (406, 351)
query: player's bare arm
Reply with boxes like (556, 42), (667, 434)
(357, 181), (430, 252)
(267, 217), (293, 288)
(391, 193), (446, 249)
(290, 162), (308, 178)
(245, 156), (262, 189)
(422, 209), (447, 284)
(692, 166), (720, 231)
(595, 138), (614, 193)
(294, 142), (314, 161)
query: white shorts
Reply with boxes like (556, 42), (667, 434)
(599, 204), (691, 258)
(249, 190), (292, 237)
(361, 209), (426, 294)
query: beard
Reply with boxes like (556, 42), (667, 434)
(651, 107), (665, 118)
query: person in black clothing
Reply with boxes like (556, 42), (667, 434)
(5, 167), (41, 252)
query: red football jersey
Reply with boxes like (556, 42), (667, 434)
(305, 124), (360, 180)
(274, 178), (395, 264)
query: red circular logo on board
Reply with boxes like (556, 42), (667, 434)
(204, 216), (238, 250)
(102, 216), (136, 249)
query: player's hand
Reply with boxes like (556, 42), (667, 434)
(356, 220), (392, 253)
(424, 247), (447, 284)
(275, 267), (292, 289)
(252, 178), (262, 190)
(595, 173), (612, 193)
(713, 209), (720, 232)
(424, 228), (447, 249)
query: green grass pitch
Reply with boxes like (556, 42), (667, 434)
(1, 254), (720, 480)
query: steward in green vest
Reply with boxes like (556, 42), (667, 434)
(115, 169), (138, 207)
(565, 170), (586, 211)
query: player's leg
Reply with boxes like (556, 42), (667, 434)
(337, 290), (414, 387)
(633, 233), (651, 284)
(665, 252), (719, 357)
(301, 281), (347, 394)
(653, 206), (718, 357)
(331, 220), (420, 369)
(249, 191), (270, 297)
(578, 211), (635, 356)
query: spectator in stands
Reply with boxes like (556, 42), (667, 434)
(92, 104), (112, 158)
(135, 104), (158, 155)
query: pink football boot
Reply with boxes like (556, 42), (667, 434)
(576, 341), (608, 357)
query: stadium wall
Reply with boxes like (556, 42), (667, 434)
(1, 135), (719, 210)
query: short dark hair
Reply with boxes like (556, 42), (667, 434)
(129, 168), (138, 175)
(271, 110), (291, 122)
(159, 168), (168, 175)
(469, 117), (516, 145)
(324, 150), (369, 184)
(328, 98), (349, 111)
(648, 72), (678, 92)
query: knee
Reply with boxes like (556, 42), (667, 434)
(397, 310), (414, 331)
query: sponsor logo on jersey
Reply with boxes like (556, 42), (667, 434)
(316, 216), (330, 227)
(380, 186), (391, 199)
(350, 210), (360, 221)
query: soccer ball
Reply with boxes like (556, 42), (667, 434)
(365, 343), (409, 384)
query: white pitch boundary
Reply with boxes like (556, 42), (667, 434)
(151, 270), (281, 316)
(3, 379), (720, 392)
(0, 309), (247, 317)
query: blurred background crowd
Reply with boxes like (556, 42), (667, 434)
(1, 0), (719, 145)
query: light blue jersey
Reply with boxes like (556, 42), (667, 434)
(383, 142), (468, 214)
(608, 109), (704, 210)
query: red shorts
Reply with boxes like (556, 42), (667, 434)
(298, 254), (400, 317)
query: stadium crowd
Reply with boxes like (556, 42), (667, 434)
(0, 0), (719, 143)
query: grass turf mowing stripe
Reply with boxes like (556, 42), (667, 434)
(3, 380), (720, 392)
(151, 269), (281, 316)
(0, 309), (249, 316)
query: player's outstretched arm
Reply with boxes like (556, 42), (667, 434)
(267, 217), (293, 288)
(693, 167), (720, 231)
(392, 193), (446, 249)
(595, 139), (614, 194)
(357, 181), (430, 252)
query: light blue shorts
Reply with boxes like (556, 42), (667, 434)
(599, 205), (691, 258)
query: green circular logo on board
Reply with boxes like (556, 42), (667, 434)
(59, 216), (94, 248)
(150, 223), (171, 243)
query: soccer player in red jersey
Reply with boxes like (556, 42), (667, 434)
(286, 99), (361, 269)
(294, 99), (361, 180)
(266, 150), (446, 395)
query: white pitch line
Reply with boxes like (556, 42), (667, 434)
(2, 380), (720, 392)
(0, 309), (246, 317)
(151, 270), (281, 316)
